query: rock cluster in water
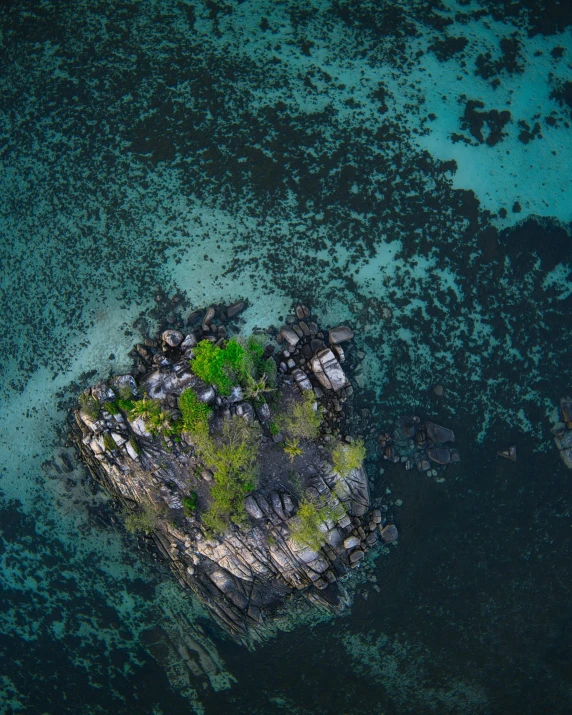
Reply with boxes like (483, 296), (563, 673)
(379, 415), (460, 475)
(72, 302), (394, 641)
(552, 397), (572, 469)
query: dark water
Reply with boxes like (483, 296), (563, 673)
(1, 1), (572, 713)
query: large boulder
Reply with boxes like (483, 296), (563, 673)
(329, 326), (354, 344)
(310, 349), (348, 392)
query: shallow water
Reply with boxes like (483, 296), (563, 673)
(1, 0), (571, 713)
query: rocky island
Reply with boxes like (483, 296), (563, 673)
(71, 302), (395, 642)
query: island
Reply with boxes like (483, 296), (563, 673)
(71, 302), (396, 641)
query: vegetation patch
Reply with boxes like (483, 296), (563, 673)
(182, 492), (198, 515)
(124, 502), (159, 534)
(127, 397), (174, 436)
(277, 391), (322, 441)
(195, 416), (259, 534)
(178, 389), (211, 434)
(289, 498), (346, 551)
(102, 432), (117, 452)
(284, 438), (303, 462)
(104, 400), (120, 415)
(190, 336), (276, 396)
(79, 393), (100, 419)
(331, 438), (366, 477)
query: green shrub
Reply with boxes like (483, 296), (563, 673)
(332, 438), (366, 477)
(182, 492), (198, 515)
(178, 389), (211, 434)
(196, 416), (259, 534)
(102, 432), (117, 451)
(276, 391), (322, 441)
(124, 503), (158, 534)
(269, 421), (279, 436)
(117, 384), (135, 400)
(190, 340), (236, 395)
(289, 498), (346, 551)
(116, 398), (136, 413)
(79, 393), (101, 419)
(104, 400), (119, 415)
(190, 336), (273, 396)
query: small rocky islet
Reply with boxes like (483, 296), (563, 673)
(71, 300), (451, 642)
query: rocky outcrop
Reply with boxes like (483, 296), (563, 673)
(71, 304), (385, 642)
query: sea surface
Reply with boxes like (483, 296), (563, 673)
(1, 1), (572, 713)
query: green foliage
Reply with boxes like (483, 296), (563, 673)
(269, 421), (279, 436)
(190, 340), (237, 395)
(79, 393), (101, 419)
(117, 384), (135, 400)
(195, 416), (259, 534)
(116, 398), (136, 413)
(102, 432), (117, 451)
(284, 438), (303, 462)
(288, 500), (327, 551)
(276, 391), (322, 441)
(190, 336), (273, 396)
(182, 492), (198, 515)
(128, 397), (173, 436)
(289, 498), (346, 551)
(331, 438), (366, 477)
(104, 400), (119, 415)
(178, 389), (211, 434)
(262, 357), (277, 387)
(124, 503), (158, 534)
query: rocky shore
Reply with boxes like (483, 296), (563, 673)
(71, 302), (397, 642)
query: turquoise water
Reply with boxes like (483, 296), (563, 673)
(1, 1), (572, 713)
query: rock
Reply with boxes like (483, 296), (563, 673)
(162, 330), (184, 347)
(292, 325), (303, 338)
(292, 368), (312, 392)
(552, 423), (572, 469)
(111, 374), (137, 397)
(349, 550), (364, 563)
(125, 440), (139, 460)
(295, 304), (309, 319)
(299, 321), (311, 336)
(427, 447), (451, 464)
(497, 445), (517, 461)
(310, 338), (325, 354)
(329, 326), (354, 344)
(130, 416), (152, 438)
(332, 344), (345, 363)
(255, 402), (271, 422)
(228, 386), (244, 403)
(366, 533), (377, 546)
(181, 333), (198, 350)
(379, 524), (398, 543)
(425, 422), (455, 444)
(310, 349), (348, 392)
(186, 310), (202, 326)
(244, 496), (264, 520)
(226, 300), (246, 318)
(195, 384), (216, 403)
(279, 326), (300, 347)
(343, 535), (361, 549)
(203, 307), (215, 325)
(433, 384), (443, 396)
